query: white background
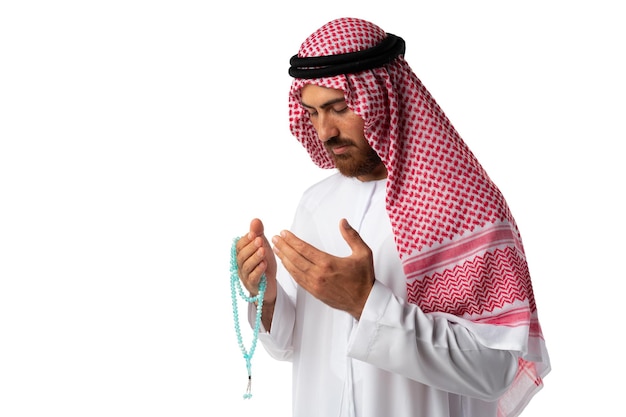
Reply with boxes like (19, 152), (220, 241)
(1, 1), (624, 416)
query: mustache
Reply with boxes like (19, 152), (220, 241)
(324, 137), (354, 149)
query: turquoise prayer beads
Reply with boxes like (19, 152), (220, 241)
(230, 237), (266, 399)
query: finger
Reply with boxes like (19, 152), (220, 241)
(235, 219), (260, 257)
(236, 218), (267, 265)
(236, 228), (259, 265)
(247, 218), (275, 259)
(338, 218), (369, 256)
(248, 218), (265, 240)
(238, 243), (266, 278)
(236, 227), (266, 285)
(244, 259), (267, 290)
(272, 232), (315, 275)
(275, 230), (324, 264)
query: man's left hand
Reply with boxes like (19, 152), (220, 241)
(271, 218), (375, 319)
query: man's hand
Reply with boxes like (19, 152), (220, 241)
(236, 218), (277, 306)
(271, 218), (374, 319)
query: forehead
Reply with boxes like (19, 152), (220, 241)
(300, 83), (345, 105)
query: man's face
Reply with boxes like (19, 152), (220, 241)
(300, 84), (387, 181)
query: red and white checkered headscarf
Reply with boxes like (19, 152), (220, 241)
(288, 17), (549, 416)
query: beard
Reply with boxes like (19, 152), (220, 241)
(325, 137), (383, 178)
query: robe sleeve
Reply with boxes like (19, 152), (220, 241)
(347, 280), (520, 401)
(248, 274), (296, 362)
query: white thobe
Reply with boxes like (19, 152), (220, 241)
(251, 173), (519, 417)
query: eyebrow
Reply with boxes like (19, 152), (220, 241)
(300, 97), (346, 110)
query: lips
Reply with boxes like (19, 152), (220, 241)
(331, 144), (350, 155)
(325, 139), (353, 155)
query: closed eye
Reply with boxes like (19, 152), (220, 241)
(332, 105), (349, 114)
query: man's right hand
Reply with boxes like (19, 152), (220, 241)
(235, 218), (278, 306)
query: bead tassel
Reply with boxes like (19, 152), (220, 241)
(230, 237), (266, 399)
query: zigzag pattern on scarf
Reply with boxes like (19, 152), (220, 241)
(407, 246), (536, 317)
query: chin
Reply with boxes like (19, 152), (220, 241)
(334, 161), (360, 178)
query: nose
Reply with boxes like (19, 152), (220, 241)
(315, 114), (339, 143)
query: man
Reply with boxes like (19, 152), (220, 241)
(235, 17), (550, 417)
